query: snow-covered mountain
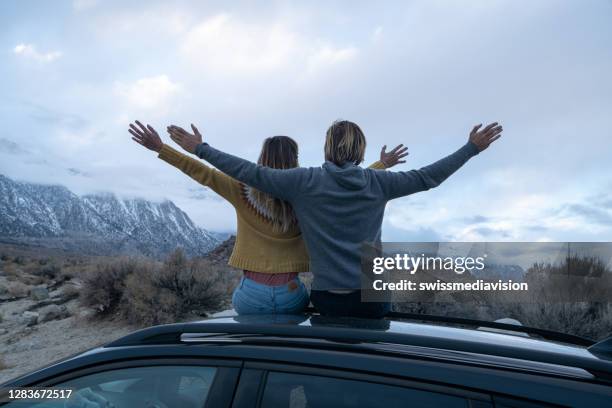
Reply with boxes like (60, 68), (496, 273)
(0, 174), (219, 257)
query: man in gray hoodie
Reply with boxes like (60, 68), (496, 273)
(166, 120), (502, 318)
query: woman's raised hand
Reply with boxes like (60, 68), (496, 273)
(380, 144), (409, 168)
(129, 120), (163, 153)
(469, 122), (503, 152)
(167, 124), (203, 154)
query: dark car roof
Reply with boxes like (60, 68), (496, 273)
(106, 314), (596, 356)
(183, 315), (596, 358)
(100, 314), (612, 376)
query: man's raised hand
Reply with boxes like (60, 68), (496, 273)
(167, 124), (203, 154)
(469, 122), (503, 152)
(129, 120), (163, 152)
(380, 144), (409, 168)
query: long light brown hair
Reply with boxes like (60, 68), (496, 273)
(324, 120), (366, 165)
(248, 136), (299, 232)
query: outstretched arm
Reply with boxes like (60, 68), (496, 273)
(158, 145), (240, 203)
(167, 124), (307, 201)
(128, 121), (239, 203)
(379, 122), (502, 200)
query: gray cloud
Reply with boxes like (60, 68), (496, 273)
(0, 138), (29, 155)
(525, 225), (548, 232)
(589, 192), (612, 210)
(471, 227), (512, 238)
(564, 203), (612, 225)
(23, 102), (89, 130)
(462, 215), (491, 224)
(67, 168), (91, 177)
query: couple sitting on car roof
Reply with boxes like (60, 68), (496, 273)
(129, 119), (502, 318)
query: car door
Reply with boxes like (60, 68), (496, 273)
(1, 358), (240, 408)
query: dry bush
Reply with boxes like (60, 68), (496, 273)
(13, 256), (26, 266)
(512, 256), (612, 340)
(493, 302), (612, 340)
(37, 263), (62, 280)
(23, 262), (62, 281)
(2, 263), (20, 280)
(121, 272), (179, 326)
(393, 255), (612, 341)
(121, 250), (230, 325)
(192, 257), (242, 298)
(62, 258), (81, 268)
(6, 281), (29, 298)
(80, 257), (154, 316)
(58, 260), (89, 280)
(2, 261), (46, 285)
(81, 249), (232, 325)
(60, 283), (81, 300)
(38, 257), (50, 265)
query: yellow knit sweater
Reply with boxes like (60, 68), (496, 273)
(158, 144), (386, 273)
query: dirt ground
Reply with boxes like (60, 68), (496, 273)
(0, 277), (136, 384)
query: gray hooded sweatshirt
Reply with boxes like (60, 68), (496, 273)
(195, 141), (480, 290)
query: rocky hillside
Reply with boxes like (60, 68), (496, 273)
(0, 175), (219, 258)
(205, 235), (236, 265)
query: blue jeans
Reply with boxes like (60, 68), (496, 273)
(232, 277), (310, 315)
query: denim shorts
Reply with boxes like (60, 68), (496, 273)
(232, 276), (309, 315)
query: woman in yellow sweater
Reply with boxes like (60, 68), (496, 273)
(128, 120), (407, 314)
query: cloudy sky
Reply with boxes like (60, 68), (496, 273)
(1, 0), (611, 241)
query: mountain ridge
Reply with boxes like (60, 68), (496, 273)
(0, 174), (219, 258)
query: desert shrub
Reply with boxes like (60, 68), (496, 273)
(393, 255), (612, 341)
(13, 256), (26, 266)
(24, 262), (62, 280)
(60, 283), (81, 300)
(6, 281), (29, 298)
(80, 258), (153, 316)
(38, 263), (62, 279)
(0, 355), (7, 370)
(157, 250), (226, 313)
(120, 249), (228, 325)
(0, 254), (9, 262)
(2, 263), (20, 280)
(62, 258), (80, 268)
(122, 272), (180, 326)
(515, 255), (612, 340)
(491, 301), (612, 341)
(58, 264), (78, 280)
(80, 250), (231, 325)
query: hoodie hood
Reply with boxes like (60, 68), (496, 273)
(322, 161), (368, 190)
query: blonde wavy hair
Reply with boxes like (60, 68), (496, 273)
(248, 136), (299, 232)
(324, 120), (366, 165)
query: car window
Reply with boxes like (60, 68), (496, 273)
(4, 365), (216, 408)
(260, 371), (469, 408)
